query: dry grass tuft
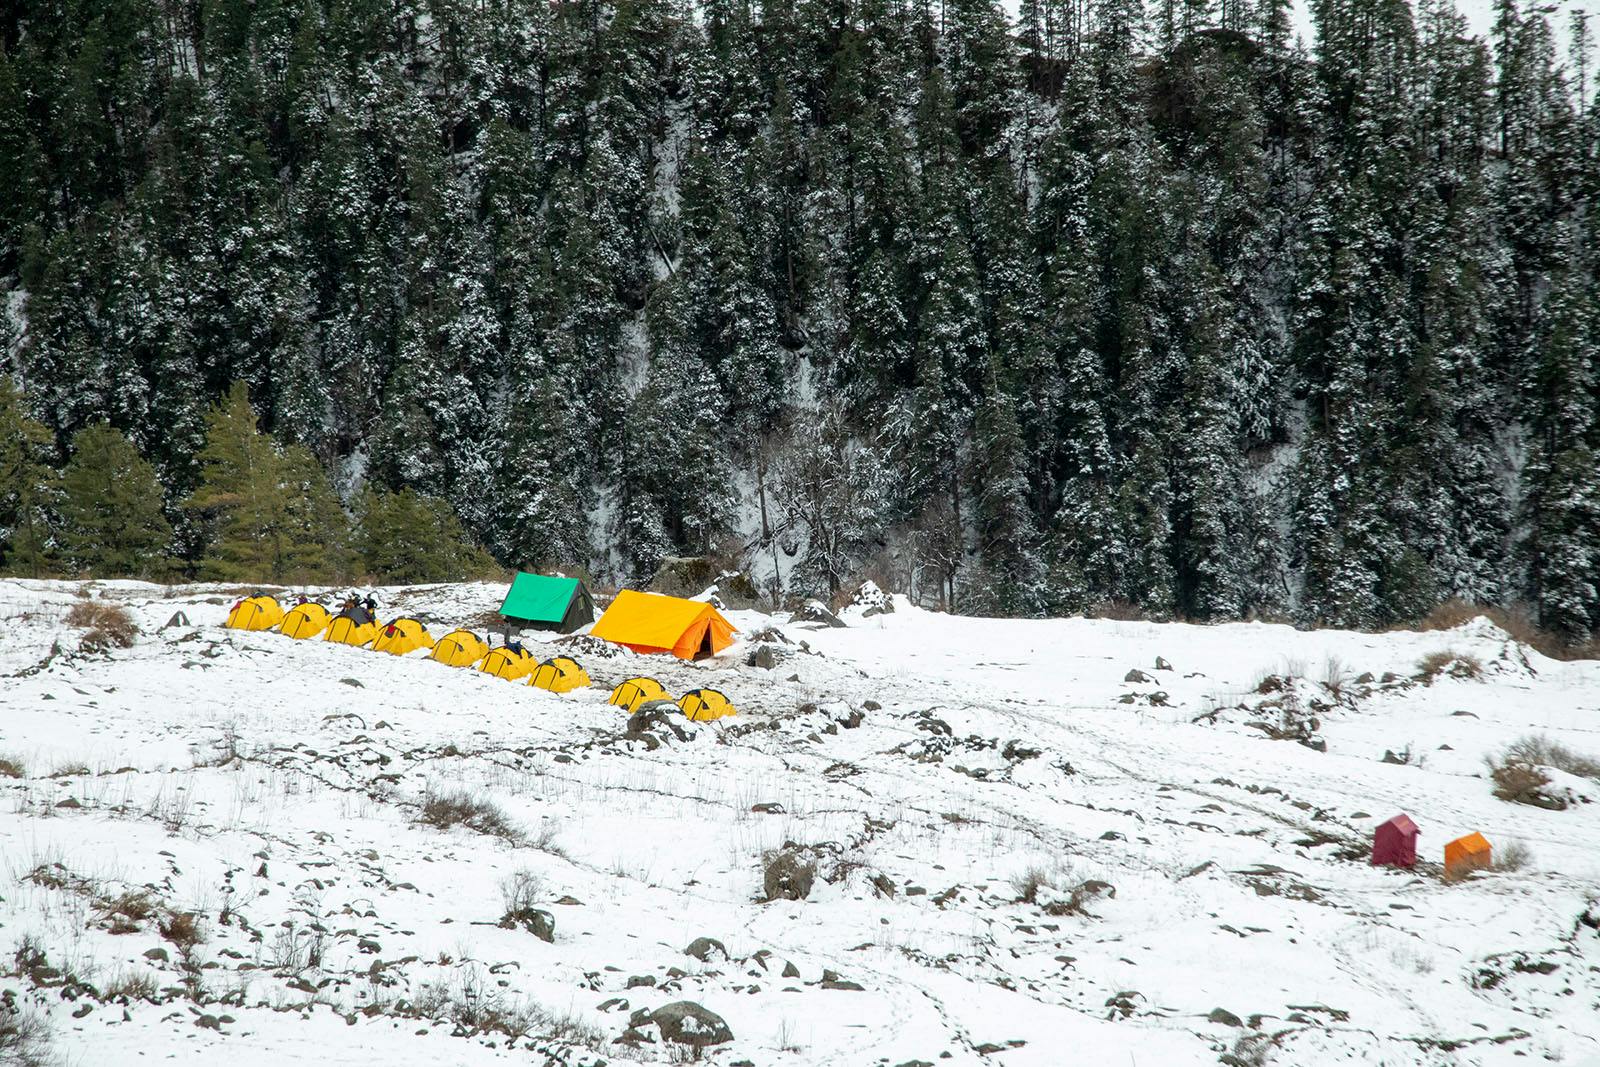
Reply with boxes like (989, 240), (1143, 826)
(1493, 840), (1533, 872)
(67, 600), (139, 652)
(1415, 649), (1483, 683)
(0, 755), (25, 779)
(101, 969), (159, 1002)
(1010, 865), (1058, 905)
(159, 911), (205, 950)
(418, 790), (522, 842)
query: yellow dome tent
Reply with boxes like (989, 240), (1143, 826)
(325, 605), (379, 647)
(479, 645), (537, 680)
(590, 590), (737, 660)
(609, 677), (669, 712)
(528, 656), (590, 693)
(372, 617), (434, 656)
(430, 630), (489, 667)
(279, 602), (331, 640)
(225, 595), (284, 631)
(678, 688), (736, 721)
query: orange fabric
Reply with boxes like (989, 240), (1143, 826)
(1444, 832), (1491, 875)
(590, 590), (737, 659)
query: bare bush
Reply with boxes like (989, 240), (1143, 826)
(418, 790), (522, 842)
(103, 890), (157, 931)
(67, 600), (138, 652)
(1494, 840), (1533, 872)
(1486, 756), (1559, 808)
(1503, 734), (1600, 781)
(0, 756), (24, 779)
(1415, 650), (1483, 683)
(500, 870), (544, 915)
(0, 994), (59, 1067)
(46, 762), (89, 778)
(1321, 655), (1352, 700)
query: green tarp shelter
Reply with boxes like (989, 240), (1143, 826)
(498, 573), (596, 633)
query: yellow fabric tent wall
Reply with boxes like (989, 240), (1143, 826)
(279, 602), (331, 639)
(325, 614), (378, 647)
(529, 657), (590, 693)
(479, 646), (537, 680)
(225, 595), (284, 631)
(678, 688), (736, 721)
(430, 630), (489, 667)
(590, 590), (737, 659)
(372, 618), (434, 656)
(609, 677), (668, 712)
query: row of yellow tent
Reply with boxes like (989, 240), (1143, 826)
(225, 595), (591, 694)
(224, 595), (734, 716)
(606, 676), (737, 721)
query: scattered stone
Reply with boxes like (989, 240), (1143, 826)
(340, 678), (364, 688)
(1100, 830), (1126, 841)
(1355, 672), (1375, 684)
(684, 937), (728, 963)
(194, 1014), (221, 1030)
(751, 802), (785, 814)
(794, 601), (847, 628)
(54, 797), (81, 809)
(1381, 750), (1407, 765)
(762, 845), (817, 902)
(747, 644), (788, 669)
(906, 885), (927, 897)
(626, 975), (656, 989)
(1208, 1007), (1243, 1027)
(862, 700), (881, 711)
(1155, 656), (1173, 671)
(852, 581), (894, 617)
(1125, 669), (1154, 684)
(820, 969), (865, 991)
(143, 948), (169, 963)
(647, 1001), (733, 1048)
(500, 908), (555, 943)
(781, 961), (800, 978)
(871, 874), (896, 898)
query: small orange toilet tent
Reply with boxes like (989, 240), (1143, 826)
(1444, 832), (1492, 877)
(430, 630), (489, 667)
(279, 602), (331, 640)
(225, 595), (284, 631)
(372, 618), (434, 656)
(609, 677), (668, 712)
(590, 590), (737, 660)
(325, 604), (378, 647)
(479, 645), (537, 681)
(678, 688), (736, 721)
(529, 656), (590, 693)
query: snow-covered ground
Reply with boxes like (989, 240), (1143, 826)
(1, 578), (1598, 1066)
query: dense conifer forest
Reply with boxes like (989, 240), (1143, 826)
(0, 0), (1597, 639)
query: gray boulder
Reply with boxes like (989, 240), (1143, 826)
(684, 937), (729, 963)
(648, 1001), (733, 1048)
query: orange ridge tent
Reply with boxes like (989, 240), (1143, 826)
(590, 590), (736, 660)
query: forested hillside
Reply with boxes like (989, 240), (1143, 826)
(0, 0), (1597, 638)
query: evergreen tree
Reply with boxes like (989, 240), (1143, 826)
(355, 487), (496, 584)
(56, 423), (172, 578)
(0, 378), (57, 577)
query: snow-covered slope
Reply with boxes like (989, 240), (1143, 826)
(1, 579), (1598, 1066)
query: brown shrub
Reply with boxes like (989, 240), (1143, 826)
(1503, 734), (1600, 781)
(101, 969), (159, 1002)
(418, 790), (522, 842)
(159, 911), (205, 950)
(1493, 840), (1533, 872)
(1415, 650), (1483, 683)
(67, 600), (138, 651)
(0, 755), (24, 779)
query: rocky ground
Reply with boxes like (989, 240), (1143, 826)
(0, 578), (1597, 1066)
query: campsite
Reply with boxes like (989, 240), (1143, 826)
(1, 576), (1598, 1066)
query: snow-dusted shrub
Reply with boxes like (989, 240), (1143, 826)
(1493, 840), (1533, 872)
(1503, 735), (1600, 781)
(0, 755), (24, 779)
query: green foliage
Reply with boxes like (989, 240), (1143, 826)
(0, 377), (58, 577)
(57, 423), (172, 577)
(355, 487), (497, 584)
(185, 382), (350, 583)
